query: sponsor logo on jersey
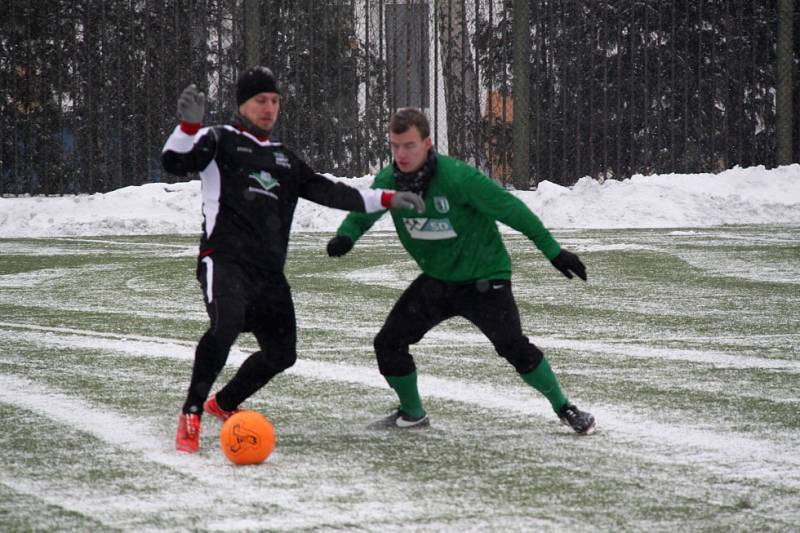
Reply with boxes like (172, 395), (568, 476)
(248, 170), (280, 199)
(433, 196), (450, 213)
(403, 217), (457, 240)
(273, 151), (291, 168)
(237, 146), (253, 153)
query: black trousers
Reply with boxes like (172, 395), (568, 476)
(182, 256), (297, 414)
(374, 274), (544, 377)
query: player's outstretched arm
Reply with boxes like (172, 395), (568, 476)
(162, 84), (215, 176)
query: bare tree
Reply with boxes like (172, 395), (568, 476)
(436, 0), (479, 162)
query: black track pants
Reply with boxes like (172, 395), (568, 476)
(182, 257), (297, 414)
(374, 274), (544, 377)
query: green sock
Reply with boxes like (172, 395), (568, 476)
(520, 358), (568, 413)
(385, 371), (426, 418)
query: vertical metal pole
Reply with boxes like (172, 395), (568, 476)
(615, 6), (622, 177)
(531, 1), (539, 185)
(512, 0), (530, 189)
(474, 0), (481, 169)
(379, 0), (386, 168)
(776, 0), (794, 165)
(670, 0), (676, 172)
(433, 0), (439, 150)
(643, 2), (649, 173)
(710, 1), (717, 170)
(697, 0), (703, 172)
(684, 0), (691, 172)
(244, 0), (261, 67)
(628, 3), (635, 177)
(602, 2), (609, 178)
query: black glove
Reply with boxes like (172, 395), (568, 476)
(327, 235), (354, 257)
(177, 83), (206, 123)
(550, 249), (587, 281)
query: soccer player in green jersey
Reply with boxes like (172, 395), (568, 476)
(327, 108), (595, 434)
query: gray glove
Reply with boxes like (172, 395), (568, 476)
(390, 191), (425, 213)
(177, 83), (206, 123)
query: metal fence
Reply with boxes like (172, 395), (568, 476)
(1, 0), (797, 195)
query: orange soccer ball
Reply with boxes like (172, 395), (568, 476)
(219, 410), (276, 465)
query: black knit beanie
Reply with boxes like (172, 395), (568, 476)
(236, 66), (279, 105)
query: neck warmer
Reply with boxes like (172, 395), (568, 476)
(231, 111), (272, 140)
(393, 149), (437, 195)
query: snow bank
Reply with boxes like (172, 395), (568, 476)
(1, 165), (799, 238)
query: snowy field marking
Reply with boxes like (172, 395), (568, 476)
(0, 373), (388, 530)
(2, 322), (798, 493)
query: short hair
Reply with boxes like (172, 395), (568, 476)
(389, 107), (431, 140)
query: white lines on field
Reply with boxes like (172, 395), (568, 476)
(0, 242), (94, 256)
(312, 323), (800, 372)
(0, 264), (118, 288)
(0, 374), (327, 529)
(573, 242), (659, 253)
(3, 322), (800, 492)
(536, 337), (800, 371)
(297, 360), (800, 488)
(52, 237), (195, 250)
(0, 372), (438, 531)
(0, 475), (116, 531)
(3, 319), (797, 373)
(0, 321), (192, 346)
(0, 267), (73, 288)
(675, 251), (800, 285)
(339, 264), (416, 288)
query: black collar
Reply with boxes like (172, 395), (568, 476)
(393, 149), (437, 195)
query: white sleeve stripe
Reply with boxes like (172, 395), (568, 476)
(200, 160), (221, 238)
(361, 188), (387, 213)
(202, 256), (214, 303)
(162, 125), (212, 153)
(162, 125), (194, 153)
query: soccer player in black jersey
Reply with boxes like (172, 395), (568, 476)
(163, 66), (423, 453)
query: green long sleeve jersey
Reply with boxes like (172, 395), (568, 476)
(336, 153), (562, 282)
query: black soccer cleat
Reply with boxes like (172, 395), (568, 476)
(558, 403), (596, 435)
(366, 409), (430, 430)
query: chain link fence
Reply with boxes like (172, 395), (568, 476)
(1, 0), (798, 195)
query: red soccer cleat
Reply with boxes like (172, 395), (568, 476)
(203, 394), (241, 422)
(175, 413), (201, 453)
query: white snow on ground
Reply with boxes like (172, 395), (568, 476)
(1, 164), (799, 238)
(2, 323), (798, 493)
(1, 165), (799, 529)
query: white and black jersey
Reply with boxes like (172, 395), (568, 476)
(162, 121), (386, 272)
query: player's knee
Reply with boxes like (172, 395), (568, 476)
(373, 328), (397, 357)
(197, 329), (233, 371)
(270, 349), (297, 372)
(374, 330), (414, 376)
(497, 338), (544, 374)
(209, 318), (244, 349)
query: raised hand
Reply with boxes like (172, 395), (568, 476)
(177, 84), (206, 124)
